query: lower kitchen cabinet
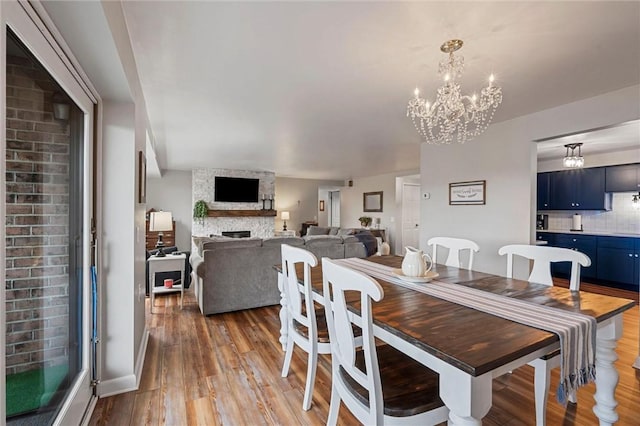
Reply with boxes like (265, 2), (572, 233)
(596, 236), (640, 289)
(539, 233), (640, 290)
(552, 234), (597, 279)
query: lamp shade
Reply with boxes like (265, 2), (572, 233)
(149, 211), (173, 232)
(281, 211), (290, 221)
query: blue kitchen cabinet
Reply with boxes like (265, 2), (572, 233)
(605, 163), (640, 192)
(548, 168), (610, 210)
(535, 232), (554, 245)
(537, 173), (551, 210)
(596, 236), (640, 289)
(552, 234), (597, 279)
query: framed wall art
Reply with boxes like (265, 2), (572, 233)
(449, 180), (486, 205)
(363, 191), (383, 212)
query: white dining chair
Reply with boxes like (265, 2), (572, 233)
(427, 236), (479, 270)
(321, 257), (449, 425)
(498, 244), (591, 426)
(280, 244), (331, 411)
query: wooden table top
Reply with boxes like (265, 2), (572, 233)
(278, 256), (636, 376)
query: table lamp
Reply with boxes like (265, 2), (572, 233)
(281, 211), (290, 231)
(149, 211), (173, 257)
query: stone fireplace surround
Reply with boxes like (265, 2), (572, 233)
(192, 168), (276, 249)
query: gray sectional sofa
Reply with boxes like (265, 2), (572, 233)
(189, 235), (370, 315)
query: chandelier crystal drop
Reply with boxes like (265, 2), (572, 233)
(562, 143), (585, 168)
(407, 39), (502, 145)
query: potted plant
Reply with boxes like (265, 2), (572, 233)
(359, 216), (372, 228)
(193, 200), (208, 223)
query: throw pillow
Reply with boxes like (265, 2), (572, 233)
(306, 226), (331, 236)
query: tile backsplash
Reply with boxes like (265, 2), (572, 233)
(545, 192), (640, 234)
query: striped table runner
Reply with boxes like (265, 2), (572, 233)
(336, 258), (596, 403)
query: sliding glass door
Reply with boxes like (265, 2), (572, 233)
(2, 1), (96, 424)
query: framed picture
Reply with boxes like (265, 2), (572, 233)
(138, 151), (146, 203)
(319, 200), (325, 211)
(449, 180), (486, 205)
(363, 191), (383, 212)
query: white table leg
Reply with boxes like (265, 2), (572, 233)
(277, 272), (288, 350)
(593, 315), (623, 426)
(440, 369), (491, 426)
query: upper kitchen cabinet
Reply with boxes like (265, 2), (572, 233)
(537, 172), (551, 210)
(605, 163), (640, 192)
(549, 167), (611, 210)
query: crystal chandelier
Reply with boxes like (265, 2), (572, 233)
(407, 39), (502, 145)
(563, 143), (584, 168)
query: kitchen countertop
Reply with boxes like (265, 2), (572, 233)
(536, 229), (640, 238)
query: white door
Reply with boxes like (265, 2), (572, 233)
(401, 184), (421, 253)
(329, 190), (340, 227)
(2, 1), (97, 424)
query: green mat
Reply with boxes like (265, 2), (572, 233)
(6, 364), (68, 417)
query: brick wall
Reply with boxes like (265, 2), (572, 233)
(5, 54), (71, 374)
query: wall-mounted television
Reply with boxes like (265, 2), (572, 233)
(214, 176), (260, 203)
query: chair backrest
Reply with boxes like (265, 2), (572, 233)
(322, 258), (384, 424)
(427, 237), (479, 270)
(281, 244), (318, 332)
(498, 244), (591, 291)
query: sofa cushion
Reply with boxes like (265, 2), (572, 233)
(262, 237), (305, 247)
(337, 228), (356, 236)
(303, 235), (343, 243)
(341, 235), (360, 244)
(202, 238), (262, 251)
(306, 225), (331, 236)
(328, 227), (340, 236)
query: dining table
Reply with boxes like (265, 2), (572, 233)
(275, 255), (635, 425)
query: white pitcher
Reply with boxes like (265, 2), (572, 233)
(401, 246), (433, 277)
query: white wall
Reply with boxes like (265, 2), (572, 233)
(100, 101), (139, 390)
(146, 170), (192, 250)
(340, 170), (419, 254)
(275, 177), (343, 233)
(420, 85), (640, 279)
(98, 2), (151, 397)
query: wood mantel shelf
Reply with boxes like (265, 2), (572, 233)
(207, 209), (277, 217)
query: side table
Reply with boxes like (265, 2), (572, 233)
(148, 253), (186, 313)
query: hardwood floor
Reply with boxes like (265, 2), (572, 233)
(89, 286), (640, 426)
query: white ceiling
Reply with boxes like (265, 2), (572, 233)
(536, 119), (640, 161)
(45, 1), (640, 180)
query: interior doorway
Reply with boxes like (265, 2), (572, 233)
(329, 190), (340, 227)
(400, 183), (421, 254)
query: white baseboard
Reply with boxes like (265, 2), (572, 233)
(134, 327), (150, 389)
(97, 374), (138, 397)
(97, 327), (149, 397)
